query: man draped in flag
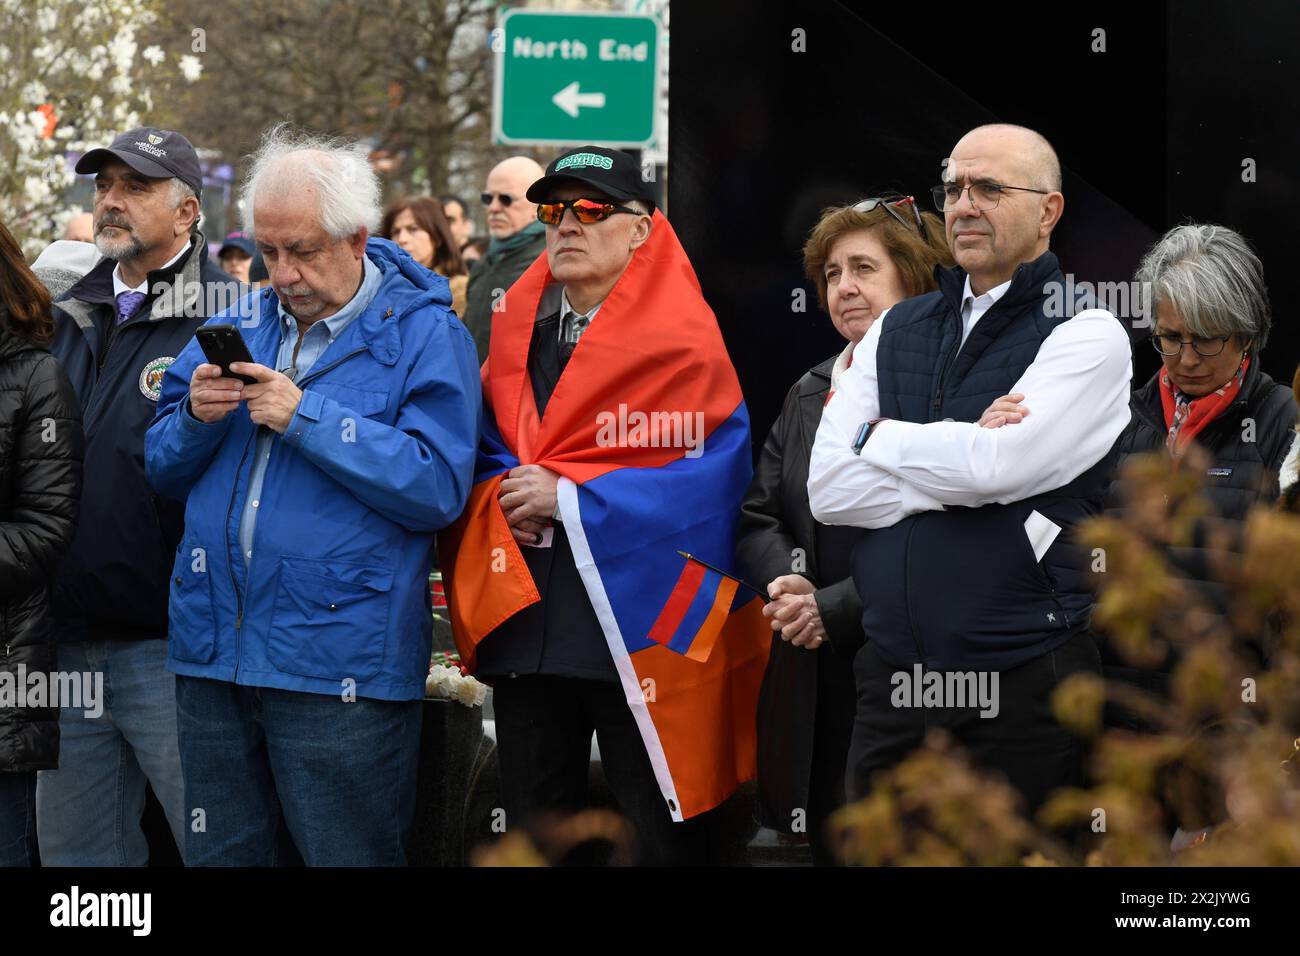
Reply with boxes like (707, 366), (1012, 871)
(439, 145), (770, 864)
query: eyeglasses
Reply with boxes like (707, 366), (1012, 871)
(931, 181), (1051, 212)
(536, 197), (641, 226)
(1150, 333), (1233, 357)
(853, 195), (927, 240)
(481, 191), (517, 207)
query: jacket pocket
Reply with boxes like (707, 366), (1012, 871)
(266, 557), (394, 682)
(909, 505), (1067, 653)
(307, 382), (389, 419)
(1019, 508), (1062, 591)
(168, 542), (218, 664)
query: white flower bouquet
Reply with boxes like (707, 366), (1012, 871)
(425, 663), (486, 708)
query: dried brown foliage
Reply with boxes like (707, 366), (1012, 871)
(833, 451), (1300, 866)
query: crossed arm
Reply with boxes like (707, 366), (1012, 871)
(807, 308), (1134, 530)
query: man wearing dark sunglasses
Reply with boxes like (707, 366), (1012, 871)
(462, 156), (546, 362)
(808, 124), (1133, 819)
(458, 145), (729, 863)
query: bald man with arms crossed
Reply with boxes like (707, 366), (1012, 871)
(461, 156), (547, 362)
(808, 124), (1132, 814)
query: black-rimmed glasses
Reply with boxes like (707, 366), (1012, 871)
(1150, 333), (1233, 357)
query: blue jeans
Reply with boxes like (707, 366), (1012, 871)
(36, 639), (187, 866)
(0, 774), (38, 867)
(175, 676), (422, 866)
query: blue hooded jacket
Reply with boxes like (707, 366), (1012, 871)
(144, 238), (482, 701)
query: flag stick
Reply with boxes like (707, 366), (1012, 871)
(675, 550), (769, 600)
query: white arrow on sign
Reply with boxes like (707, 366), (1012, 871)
(552, 81), (606, 118)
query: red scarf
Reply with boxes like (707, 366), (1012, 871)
(1159, 356), (1248, 456)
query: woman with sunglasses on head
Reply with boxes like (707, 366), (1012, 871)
(1101, 224), (1296, 710)
(0, 219), (84, 866)
(379, 196), (469, 316)
(736, 197), (953, 865)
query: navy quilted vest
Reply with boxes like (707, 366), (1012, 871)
(852, 251), (1119, 671)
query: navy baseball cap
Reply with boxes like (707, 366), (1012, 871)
(526, 145), (655, 209)
(218, 233), (256, 258)
(75, 127), (203, 197)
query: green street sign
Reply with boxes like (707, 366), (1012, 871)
(493, 9), (660, 148)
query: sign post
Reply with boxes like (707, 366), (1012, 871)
(493, 10), (661, 148)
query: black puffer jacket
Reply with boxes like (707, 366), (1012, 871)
(1103, 358), (1297, 685)
(0, 323), (84, 773)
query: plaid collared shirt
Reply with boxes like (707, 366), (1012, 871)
(558, 288), (601, 351)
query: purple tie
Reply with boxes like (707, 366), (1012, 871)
(115, 291), (146, 325)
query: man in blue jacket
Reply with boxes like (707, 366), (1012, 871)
(809, 124), (1132, 816)
(38, 127), (235, 866)
(145, 126), (481, 865)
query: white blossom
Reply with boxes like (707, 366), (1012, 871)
(2, 0), (200, 252)
(106, 32), (137, 74)
(178, 54), (203, 82)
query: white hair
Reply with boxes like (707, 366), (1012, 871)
(167, 178), (197, 209)
(167, 178), (200, 231)
(240, 124), (381, 240)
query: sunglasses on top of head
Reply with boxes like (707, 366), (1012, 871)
(852, 194), (928, 240)
(536, 197), (643, 226)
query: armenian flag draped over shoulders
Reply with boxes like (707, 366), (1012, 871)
(439, 210), (771, 821)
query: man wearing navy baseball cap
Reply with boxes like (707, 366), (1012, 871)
(37, 127), (231, 867)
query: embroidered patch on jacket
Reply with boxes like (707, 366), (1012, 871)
(138, 356), (175, 401)
(1207, 467), (1233, 477)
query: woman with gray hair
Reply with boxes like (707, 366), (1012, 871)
(1105, 223), (1297, 699)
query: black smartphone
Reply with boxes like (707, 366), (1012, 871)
(195, 324), (258, 385)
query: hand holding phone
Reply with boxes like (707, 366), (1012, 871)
(188, 362), (244, 424)
(189, 324), (255, 423)
(196, 324), (258, 384)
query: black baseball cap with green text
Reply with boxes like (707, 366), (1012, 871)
(526, 145), (655, 209)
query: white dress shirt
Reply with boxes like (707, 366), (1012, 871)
(960, 275), (1012, 345)
(808, 294), (1133, 530)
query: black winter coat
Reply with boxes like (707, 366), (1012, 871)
(0, 324), (83, 773)
(1103, 358), (1297, 683)
(48, 234), (231, 643)
(475, 304), (615, 682)
(736, 353), (862, 832)
(461, 228), (547, 364)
